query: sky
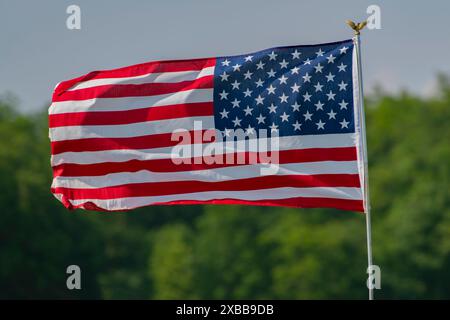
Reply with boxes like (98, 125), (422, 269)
(1, 0), (449, 112)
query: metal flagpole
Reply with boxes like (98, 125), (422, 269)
(346, 20), (374, 300)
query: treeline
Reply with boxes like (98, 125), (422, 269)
(0, 77), (449, 299)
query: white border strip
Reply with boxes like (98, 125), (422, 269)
(352, 38), (367, 212)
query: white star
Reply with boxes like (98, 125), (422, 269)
(219, 90), (229, 100)
(266, 85), (276, 95)
(223, 128), (233, 137)
(270, 122), (279, 133)
(256, 61), (265, 70)
(243, 88), (252, 97)
(223, 128), (232, 137)
(291, 66), (300, 74)
(220, 71), (229, 82)
(340, 119), (350, 128)
(339, 46), (349, 54)
(255, 79), (264, 87)
(339, 100), (348, 110)
(338, 81), (348, 91)
(219, 109), (229, 119)
(316, 119), (325, 130)
(291, 101), (301, 112)
(244, 55), (253, 62)
(291, 49), (301, 59)
(280, 112), (290, 122)
(221, 59), (230, 66)
(246, 124), (255, 135)
(303, 92), (312, 102)
(232, 63), (241, 71)
(302, 73), (311, 83)
(279, 93), (289, 103)
(232, 116), (242, 127)
(326, 90), (336, 100)
(303, 110), (313, 121)
(327, 109), (337, 119)
(278, 75), (288, 84)
(244, 105), (253, 116)
(325, 72), (335, 82)
(314, 100), (324, 110)
(256, 113), (266, 124)
(337, 63), (347, 72)
(268, 51), (278, 60)
(326, 54), (336, 63)
(315, 48), (325, 57)
(279, 59), (289, 68)
(314, 63), (324, 73)
(231, 80), (240, 90)
(292, 120), (302, 131)
(255, 95), (265, 105)
(267, 69), (276, 77)
(303, 58), (312, 65)
(291, 83), (300, 93)
(231, 98), (241, 108)
(314, 82), (323, 92)
(243, 70), (253, 79)
(268, 103), (277, 113)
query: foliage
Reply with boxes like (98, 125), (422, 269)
(0, 76), (449, 299)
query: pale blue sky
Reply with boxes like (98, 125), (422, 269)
(1, 0), (449, 111)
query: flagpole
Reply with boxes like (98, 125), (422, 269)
(346, 20), (374, 300)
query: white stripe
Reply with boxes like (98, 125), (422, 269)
(51, 161), (359, 188)
(67, 67), (215, 91)
(51, 133), (357, 165)
(49, 116), (214, 141)
(63, 187), (363, 210)
(49, 88), (213, 114)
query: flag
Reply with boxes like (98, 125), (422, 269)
(49, 39), (366, 212)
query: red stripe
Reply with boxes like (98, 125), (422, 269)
(52, 147), (357, 177)
(49, 102), (213, 127)
(51, 174), (360, 200)
(51, 129), (208, 155)
(56, 195), (364, 213)
(53, 58), (216, 98)
(153, 198), (365, 213)
(53, 75), (213, 102)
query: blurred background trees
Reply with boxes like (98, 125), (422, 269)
(0, 76), (449, 299)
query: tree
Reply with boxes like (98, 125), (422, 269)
(1, 75), (450, 299)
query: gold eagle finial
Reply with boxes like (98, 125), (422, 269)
(346, 20), (367, 35)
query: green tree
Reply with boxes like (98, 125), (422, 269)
(150, 224), (196, 299)
(1, 74), (450, 299)
(0, 98), (105, 298)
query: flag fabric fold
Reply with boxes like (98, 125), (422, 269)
(49, 39), (366, 212)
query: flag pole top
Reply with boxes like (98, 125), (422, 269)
(346, 20), (367, 35)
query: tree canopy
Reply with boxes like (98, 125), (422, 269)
(0, 77), (449, 299)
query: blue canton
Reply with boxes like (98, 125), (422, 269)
(213, 39), (355, 138)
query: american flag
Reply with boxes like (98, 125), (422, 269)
(49, 39), (366, 212)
